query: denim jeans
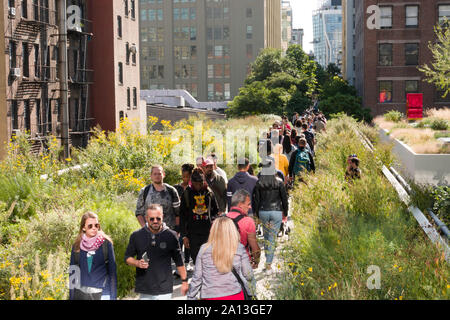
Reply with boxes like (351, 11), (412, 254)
(139, 293), (172, 300)
(258, 210), (283, 264)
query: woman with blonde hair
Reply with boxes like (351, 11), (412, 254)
(69, 212), (117, 300)
(187, 217), (255, 300)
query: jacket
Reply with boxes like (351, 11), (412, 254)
(226, 171), (258, 214)
(187, 243), (254, 300)
(206, 171), (227, 212)
(69, 240), (117, 300)
(252, 175), (289, 218)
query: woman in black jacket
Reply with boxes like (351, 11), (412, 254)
(253, 159), (289, 273)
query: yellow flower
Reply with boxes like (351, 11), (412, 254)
(308, 267), (313, 272)
(447, 284), (450, 289)
(398, 267), (403, 272)
(399, 296), (403, 300)
(301, 282), (304, 286)
(320, 291), (324, 296)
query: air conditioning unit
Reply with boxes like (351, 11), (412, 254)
(9, 7), (16, 17)
(10, 68), (21, 78)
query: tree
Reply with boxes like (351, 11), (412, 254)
(326, 63), (341, 77)
(319, 93), (372, 122)
(419, 22), (450, 97)
(245, 48), (284, 84)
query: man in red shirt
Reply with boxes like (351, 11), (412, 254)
(226, 189), (260, 269)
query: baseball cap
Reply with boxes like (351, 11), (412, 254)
(204, 158), (214, 166)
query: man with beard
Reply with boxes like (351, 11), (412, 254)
(125, 204), (188, 300)
(180, 168), (219, 264)
(203, 158), (227, 215)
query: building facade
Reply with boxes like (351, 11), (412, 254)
(87, 0), (144, 134)
(354, 0), (450, 116)
(342, 0), (355, 85)
(291, 28), (304, 48)
(312, 0), (343, 68)
(139, 0), (282, 102)
(281, 0), (292, 52)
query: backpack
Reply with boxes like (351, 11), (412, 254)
(143, 183), (178, 204)
(293, 149), (311, 175)
(73, 240), (109, 267)
(228, 210), (249, 251)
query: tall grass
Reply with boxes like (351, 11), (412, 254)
(274, 115), (449, 300)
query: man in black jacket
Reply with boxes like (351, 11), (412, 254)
(180, 168), (219, 264)
(288, 137), (315, 184)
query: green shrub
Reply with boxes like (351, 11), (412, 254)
(434, 131), (450, 139)
(430, 118), (449, 131)
(433, 186), (450, 226)
(384, 110), (404, 123)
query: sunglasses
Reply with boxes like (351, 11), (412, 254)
(349, 154), (357, 158)
(149, 217), (162, 222)
(87, 223), (100, 230)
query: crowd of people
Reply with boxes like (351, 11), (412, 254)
(68, 108), (363, 301)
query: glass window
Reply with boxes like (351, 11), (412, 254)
(214, 7), (221, 19)
(224, 83), (230, 99)
(173, 8), (179, 20)
(380, 6), (392, 28)
(379, 43), (393, 66)
(208, 64), (213, 78)
(190, 45), (197, 59)
(215, 83), (223, 99)
(405, 43), (419, 65)
(207, 45), (214, 59)
(214, 45), (223, 58)
(11, 100), (18, 130)
(207, 27), (213, 40)
(208, 83), (214, 100)
(117, 16), (122, 37)
(224, 64), (230, 78)
(246, 44), (252, 59)
(181, 8), (189, 20)
(405, 80), (418, 96)
(223, 26), (229, 40)
(405, 6), (418, 27)
(379, 81), (393, 103)
(214, 27), (222, 40)
(133, 87), (137, 107)
(140, 9), (146, 21)
(118, 62), (123, 84)
(190, 7), (196, 20)
(246, 25), (253, 39)
(214, 64), (223, 78)
(439, 5), (450, 24)
(127, 87), (130, 108)
(246, 8), (252, 18)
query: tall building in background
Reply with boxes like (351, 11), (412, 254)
(88, 0), (145, 134)
(312, 0), (343, 68)
(139, 0), (282, 102)
(354, 0), (450, 116)
(281, 1), (292, 52)
(342, 0), (355, 85)
(291, 28), (304, 48)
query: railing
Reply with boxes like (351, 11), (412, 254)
(23, 4), (57, 26)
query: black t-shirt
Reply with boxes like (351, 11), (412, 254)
(124, 226), (184, 295)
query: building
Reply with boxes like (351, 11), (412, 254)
(0, 0), (7, 159)
(312, 0), (343, 68)
(291, 28), (304, 48)
(139, 0), (282, 102)
(281, 1), (292, 52)
(342, 0), (355, 85)
(354, 0), (450, 116)
(88, 0), (145, 135)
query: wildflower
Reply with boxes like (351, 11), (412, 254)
(320, 291), (324, 296)
(308, 267), (313, 272)
(399, 296), (403, 300)
(398, 267), (403, 273)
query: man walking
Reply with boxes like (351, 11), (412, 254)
(207, 153), (228, 184)
(125, 204), (188, 300)
(204, 158), (227, 215)
(226, 189), (260, 269)
(227, 158), (258, 215)
(288, 138), (315, 183)
(135, 165), (181, 231)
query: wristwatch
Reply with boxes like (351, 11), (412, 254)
(181, 278), (188, 282)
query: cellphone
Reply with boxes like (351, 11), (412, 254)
(142, 252), (149, 263)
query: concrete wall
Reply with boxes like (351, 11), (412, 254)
(379, 128), (450, 186)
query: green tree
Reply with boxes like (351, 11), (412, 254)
(246, 48), (284, 84)
(319, 93), (372, 122)
(419, 22), (450, 97)
(326, 62), (341, 77)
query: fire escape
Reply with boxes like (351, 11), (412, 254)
(67, 4), (93, 149)
(7, 2), (57, 154)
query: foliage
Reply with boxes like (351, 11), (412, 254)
(419, 22), (450, 98)
(320, 93), (372, 122)
(384, 110), (404, 123)
(274, 115), (450, 300)
(430, 118), (449, 131)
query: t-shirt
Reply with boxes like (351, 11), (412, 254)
(226, 209), (256, 256)
(274, 153), (289, 178)
(124, 226), (183, 295)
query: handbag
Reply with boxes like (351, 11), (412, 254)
(231, 267), (257, 301)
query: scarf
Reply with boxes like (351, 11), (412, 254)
(80, 233), (105, 252)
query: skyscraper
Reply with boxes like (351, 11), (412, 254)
(291, 28), (304, 48)
(342, 0), (355, 85)
(281, 1), (292, 52)
(139, 0), (282, 102)
(312, 0), (343, 68)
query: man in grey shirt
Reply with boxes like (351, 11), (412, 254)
(135, 165), (181, 231)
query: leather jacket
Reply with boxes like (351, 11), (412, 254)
(252, 176), (289, 218)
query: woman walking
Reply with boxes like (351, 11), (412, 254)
(253, 161), (289, 272)
(69, 212), (117, 300)
(187, 217), (255, 300)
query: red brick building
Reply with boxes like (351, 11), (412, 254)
(354, 0), (450, 116)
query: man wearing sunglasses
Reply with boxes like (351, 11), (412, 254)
(125, 204), (188, 300)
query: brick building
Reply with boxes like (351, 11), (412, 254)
(354, 0), (450, 116)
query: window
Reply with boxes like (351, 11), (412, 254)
(246, 25), (253, 39)
(246, 44), (252, 59)
(23, 43), (29, 77)
(246, 8), (252, 18)
(190, 45), (197, 59)
(133, 87), (137, 108)
(131, 0), (135, 19)
(405, 6), (418, 27)
(47, 100), (52, 132)
(34, 44), (39, 77)
(126, 43), (130, 64)
(190, 7), (196, 20)
(214, 64), (223, 78)
(214, 27), (222, 40)
(208, 64), (213, 78)
(405, 43), (419, 65)
(379, 43), (393, 66)
(405, 80), (418, 97)
(379, 81), (393, 103)
(208, 83), (214, 100)
(224, 83), (230, 99)
(380, 6), (392, 28)
(132, 46), (136, 64)
(127, 87), (130, 109)
(118, 62), (123, 84)
(141, 9), (146, 21)
(439, 5), (450, 24)
(117, 16), (122, 38)
(224, 64), (230, 78)
(214, 45), (223, 58)
(9, 41), (16, 69)
(11, 100), (18, 130)
(124, 0), (128, 16)
(181, 8), (188, 20)
(35, 99), (41, 133)
(22, 0), (28, 18)
(215, 83), (223, 99)
(223, 26), (229, 40)
(190, 27), (197, 40)
(24, 100), (31, 132)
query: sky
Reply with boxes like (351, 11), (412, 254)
(290, 0), (317, 54)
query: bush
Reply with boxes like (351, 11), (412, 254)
(384, 110), (404, 123)
(430, 118), (449, 131)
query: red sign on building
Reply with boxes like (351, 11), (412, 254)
(406, 93), (423, 120)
